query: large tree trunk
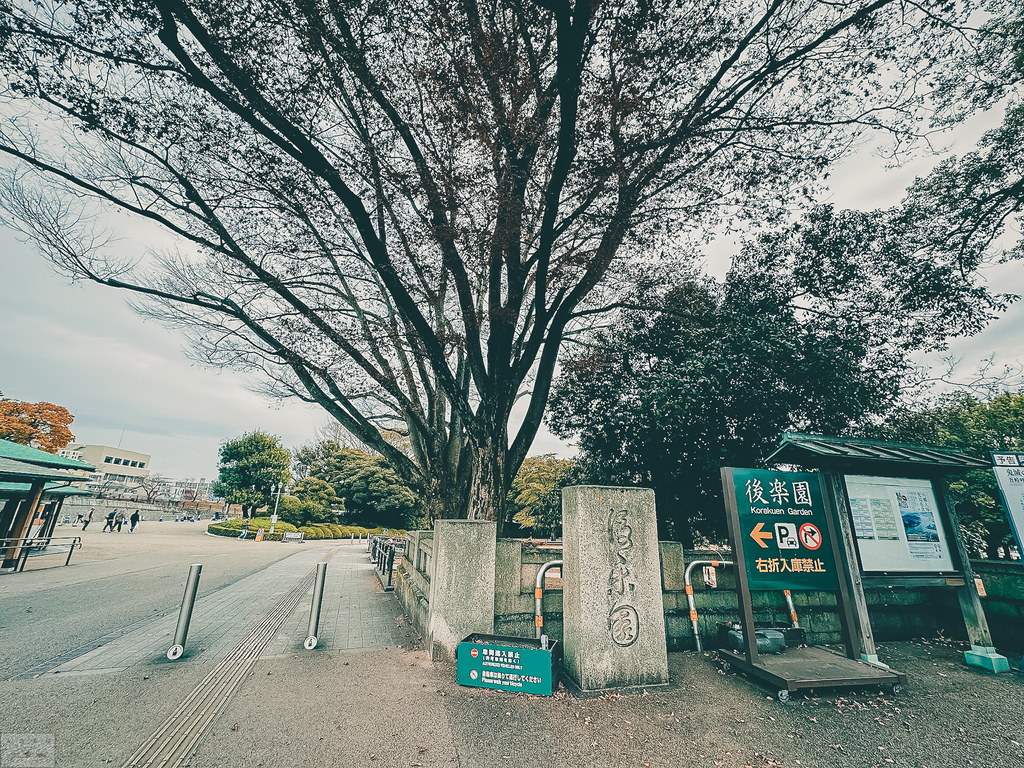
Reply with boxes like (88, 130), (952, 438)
(466, 431), (509, 538)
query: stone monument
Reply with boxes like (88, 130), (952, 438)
(562, 486), (669, 691)
(428, 519), (497, 662)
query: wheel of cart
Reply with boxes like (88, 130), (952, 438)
(777, 689), (790, 702)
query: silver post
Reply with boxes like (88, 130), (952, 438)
(167, 563), (202, 660)
(304, 561), (328, 650)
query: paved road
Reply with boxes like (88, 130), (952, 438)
(2, 523), (1022, 768)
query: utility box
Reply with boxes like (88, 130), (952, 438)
(456, 634), (561, 696)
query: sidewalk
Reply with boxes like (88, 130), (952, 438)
(1, 532), (1022, 768)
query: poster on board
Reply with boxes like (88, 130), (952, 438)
(844, 475), (955, 573)
(991, 452), (1024, 554)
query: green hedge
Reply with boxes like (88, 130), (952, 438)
(207, 517), (298, 539)
(207, 518), (406, 540)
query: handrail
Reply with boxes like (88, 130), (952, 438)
(535, 559), (563, 639)
(1, 536), (83, 572)
(684, 559), (733, 652)
(684, 559), (801, 652)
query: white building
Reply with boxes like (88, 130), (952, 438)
(65, 444), (152, 484)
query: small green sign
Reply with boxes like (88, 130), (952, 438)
(729, 469), (839, 592)
(456, 634), (559, 695)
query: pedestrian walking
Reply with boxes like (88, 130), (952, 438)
(81, 508), (94, 531)
(114, 509), (126, 532)
(75, 512), (84, 526)
(238, 518), (250, 540)
(129, 509), (140, 532)
(101, 510), (116, 532)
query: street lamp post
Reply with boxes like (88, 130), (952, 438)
(270, 482), (283, 534)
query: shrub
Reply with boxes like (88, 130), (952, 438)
(206, 517), (298, 538)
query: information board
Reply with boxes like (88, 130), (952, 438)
(728, 469), (839, 591)
(992, 452), (1024, 554)
(844, 475), (955, 573)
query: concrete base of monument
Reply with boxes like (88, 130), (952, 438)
(963, 645), (1010, 673)
(560, 671), (670, 698)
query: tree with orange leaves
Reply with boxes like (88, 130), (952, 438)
(0, 395), (76, 453)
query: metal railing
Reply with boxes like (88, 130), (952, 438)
(1, 536), (83, 572)
(369, 536), (406, 590)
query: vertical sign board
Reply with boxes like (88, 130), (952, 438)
(992, 452), (1024, 554)
(728, 468), (839, 592)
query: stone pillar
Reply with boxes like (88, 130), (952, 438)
(427, 520), (497, 662)
(562, 486), (669, 691)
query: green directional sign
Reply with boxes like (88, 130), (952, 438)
(727, 468), (839, 592)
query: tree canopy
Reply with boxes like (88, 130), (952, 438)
(0, 0), (1004, 531)
(508, 454), (575, 538)
(0, 395), (75, 452)
(293, 441), (422, 528)
(211, 430), (292, 517)
(868, 391), (1024, 558)
(276, 476), (342, 526)
(549, 288), (895, 544)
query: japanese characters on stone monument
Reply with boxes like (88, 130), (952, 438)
(562, 486), (669, 691)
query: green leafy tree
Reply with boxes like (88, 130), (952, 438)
(296, 442), (422, 529)
(211, 430), (292, 519)
(291, 477), (342, 525)
(549, 268), (908, 545)
(509, 455), (575, 539)
(869, 392), (1024, 558)
(0, 0), (990, 534)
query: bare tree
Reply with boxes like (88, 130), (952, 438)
(0, 0), (979, 530)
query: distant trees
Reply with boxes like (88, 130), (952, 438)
(293, 441), (421, 529)
(0, 395), (75, 452)
(211, 431), (291, 519)
(276, 477), (342, 527)
(508, 455), (575, 540)
(870, 392), (1024, 558)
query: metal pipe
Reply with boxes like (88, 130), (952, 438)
(684, 559), (733, 652)
(534, 559), (563, 639)
(168, 563), (203, 660)
(683, 560), (801, 652)
(304, 561), (328, 650)
(783, 589), (801, 628)
(65, 537), (81, 566)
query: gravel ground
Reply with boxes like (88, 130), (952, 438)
(2, 523), (1021, 768)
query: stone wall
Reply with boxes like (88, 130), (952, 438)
(394, 533), (1018, 653)
(973, 559), (1024, 651)
(60, 498), (174, 520)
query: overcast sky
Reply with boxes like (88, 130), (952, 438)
(1, 107), (1020, 481)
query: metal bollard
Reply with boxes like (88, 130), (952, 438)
(304, 561), (328, 650)
(167, 563), (202, 660)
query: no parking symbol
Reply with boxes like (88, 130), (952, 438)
(798, 523), (823, 550)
